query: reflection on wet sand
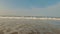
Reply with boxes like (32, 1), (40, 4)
(0, 19), (60, 34)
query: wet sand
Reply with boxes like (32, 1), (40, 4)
(0, 19), (60, 34)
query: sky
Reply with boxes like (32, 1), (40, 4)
(0, 0), (60, 17)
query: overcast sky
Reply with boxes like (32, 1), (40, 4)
(0, 0), (60, 17)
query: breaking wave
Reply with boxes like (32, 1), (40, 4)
(0, 16), (60, 20)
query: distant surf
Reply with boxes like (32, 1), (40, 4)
(0, 16), (60, 20)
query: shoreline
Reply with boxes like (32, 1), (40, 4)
(0, 17), (60, 20)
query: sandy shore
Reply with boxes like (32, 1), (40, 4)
(0, 19), (60, 34)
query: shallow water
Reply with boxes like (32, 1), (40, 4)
(0, 19), (60, 34)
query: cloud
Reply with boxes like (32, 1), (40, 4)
(32, 2), (60, 17)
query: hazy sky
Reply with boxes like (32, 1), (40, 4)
(0, 0), (60, 17)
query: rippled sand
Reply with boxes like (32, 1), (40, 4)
(0, 19), (60, 34)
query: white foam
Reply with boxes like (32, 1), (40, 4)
(0, 16), (60, 20)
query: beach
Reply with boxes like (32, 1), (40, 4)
(0, 17), (60, 34)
